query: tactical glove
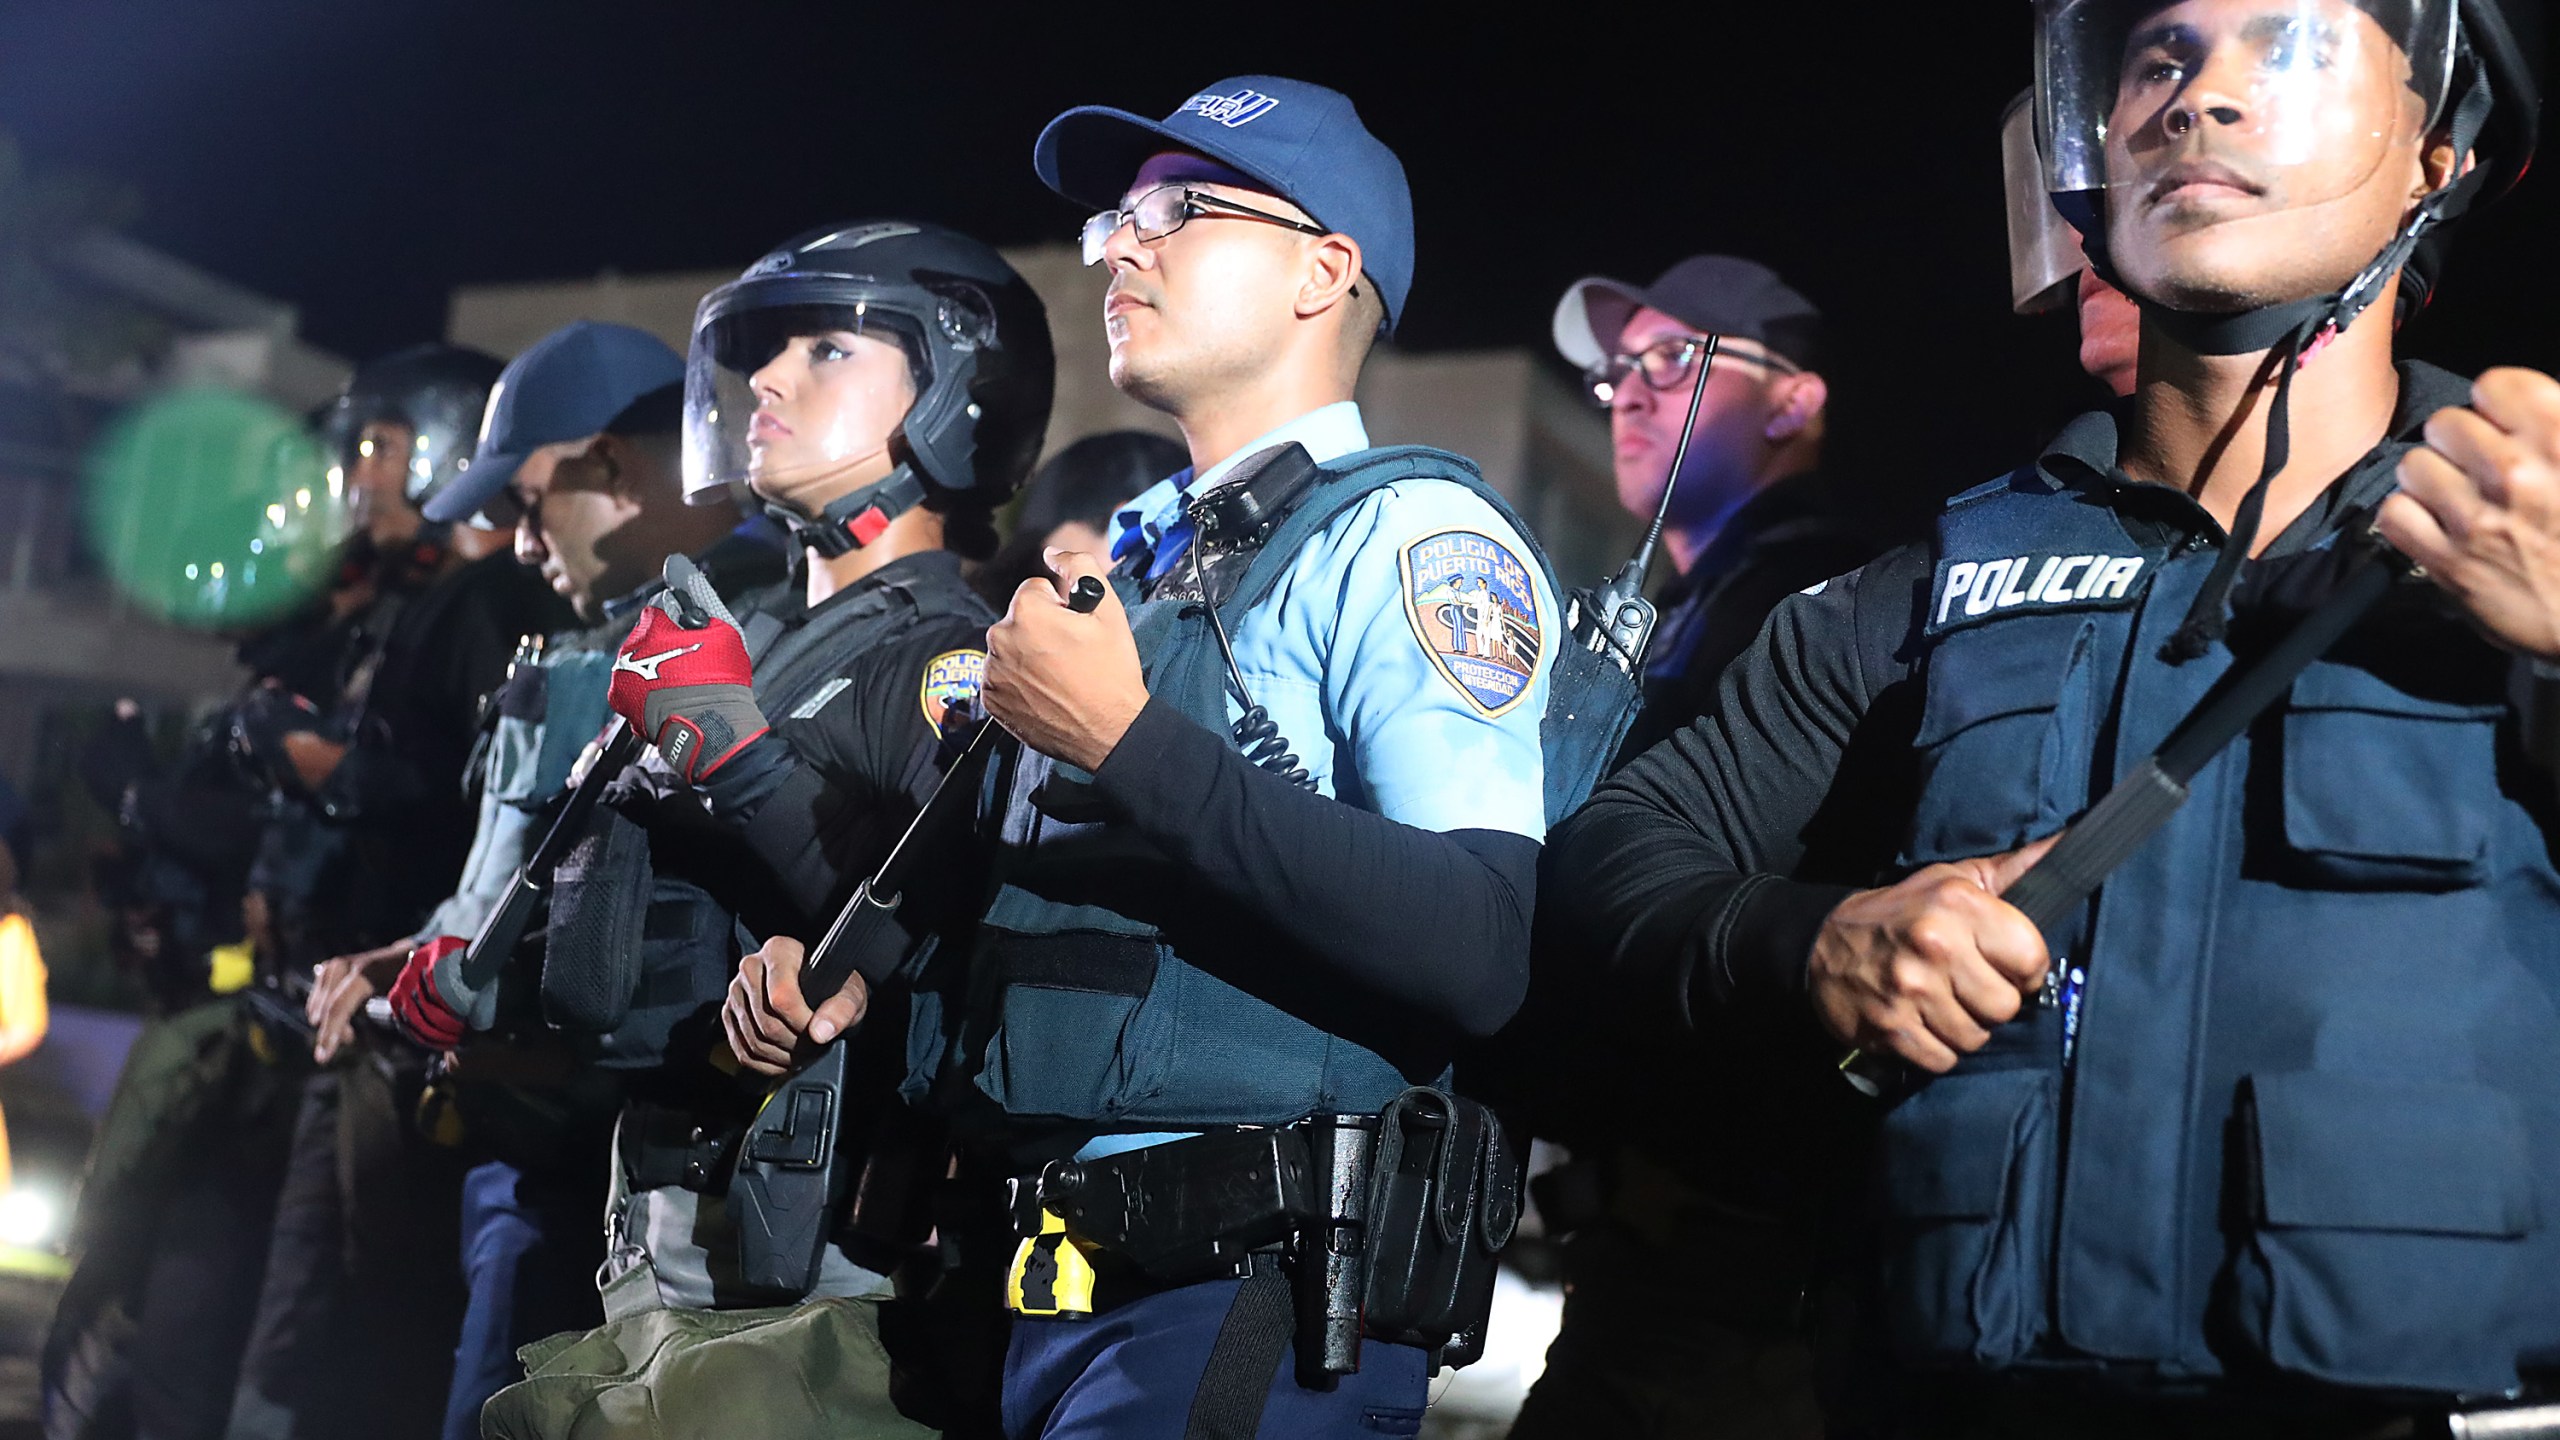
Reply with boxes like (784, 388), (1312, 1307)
(389, 935), (469, 1050)
(606, 555), (766, 783)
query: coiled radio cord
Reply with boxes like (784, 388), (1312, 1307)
(1192, 548), (1315, 790)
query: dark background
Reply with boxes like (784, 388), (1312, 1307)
(3, 1), (2554, 516)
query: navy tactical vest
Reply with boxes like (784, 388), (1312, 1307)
(1878, 464), (2560, 1400)
(905, 446), (1632, 1132)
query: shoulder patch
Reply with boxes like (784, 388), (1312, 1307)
(1399, 529), (1544, 717)
(919, 648), (987, 737)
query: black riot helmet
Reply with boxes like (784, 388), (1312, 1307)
(2032, 0), (2541, 657)
(318, 344), (506, 520)
(683, 220), (1055, 558)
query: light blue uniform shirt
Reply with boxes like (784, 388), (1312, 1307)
(1109, 400), (1555, 842)
(1081, 407), (1556, 1161)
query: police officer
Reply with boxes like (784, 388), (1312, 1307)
(1553, 257), (1871, 753)
(236, 346), (566, 972)
(1549, 1), (2550, 1433)
(2003, 89), (2142, 400)
(49, 696), (298, 1440)
(285, 322), (747, 1440)
(451, 221), (1049, 1440)
(228, 344), (574, 1440)
(727, 75), (1560, 1438)
(303, 323), (757, 1061)
(1507, 258), (1873, 1440)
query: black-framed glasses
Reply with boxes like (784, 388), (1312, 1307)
(1584, 334), (1798, 406)
(1079, 184), (1328, 267)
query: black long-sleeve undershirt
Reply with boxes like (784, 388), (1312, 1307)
(1545, 551), (1916, 1040)
(697, 618), (986, 924)
(1089, 693), (1536, 1039)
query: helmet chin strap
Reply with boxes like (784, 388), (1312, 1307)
(765, 466), (929, 559)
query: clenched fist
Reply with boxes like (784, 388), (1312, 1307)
(1808, 836), (2056, 1074)
(2382, 367), (2560, 660)
(723, 935), (871, 1076)
(981, 549), (1146, 772)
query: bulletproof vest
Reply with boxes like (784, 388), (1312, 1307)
(544, 563), (987, 1069)
(911, 446), (1617, 1133)
(1877, 467), (2560, 1399)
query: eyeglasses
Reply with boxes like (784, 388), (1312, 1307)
(1079, 184), (1329, 267)
(1585, 334), (1798, 407)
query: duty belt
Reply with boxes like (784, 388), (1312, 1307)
(1001, 1087), (1520, 1377)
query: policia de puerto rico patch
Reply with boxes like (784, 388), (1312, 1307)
(1401, 529), (1544, 717)
(919, 648), (986, 737)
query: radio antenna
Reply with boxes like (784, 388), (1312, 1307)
(1571, 334), (1719, 674)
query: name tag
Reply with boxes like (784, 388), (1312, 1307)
(1927, 551), (2149, 635)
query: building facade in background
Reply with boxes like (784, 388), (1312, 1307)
(445, 245), (1636, 587)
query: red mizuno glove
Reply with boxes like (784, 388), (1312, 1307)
(389, 936), (469, 1050)
(606, 555), (766, 782)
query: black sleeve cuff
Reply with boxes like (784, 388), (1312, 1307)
(1087, 693), (1223, 822)
(696, 730), (795, 820)
(1688, 875), (1855, 1023)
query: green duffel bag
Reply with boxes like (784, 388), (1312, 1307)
(481, 1291), (938, 1440)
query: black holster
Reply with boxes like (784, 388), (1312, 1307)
(728, 1039), (855, 1298)
(1359, 1087), (1520, 1370)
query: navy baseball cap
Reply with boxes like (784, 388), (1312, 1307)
(1034, 75), (1415, 332)
(424, 321), (686, 524)
(1554, 256), (1824, 374)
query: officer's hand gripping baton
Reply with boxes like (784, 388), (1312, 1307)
(794, 571), (1105, 1003)
(728, 572), (1105, 1296)
(458, 561), (731, 988)
(1841, 540), (2405, 1096)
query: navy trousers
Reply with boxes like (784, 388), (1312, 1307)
(442, 1160), (602, 1440)
(1002, 1271), (1430, 1439)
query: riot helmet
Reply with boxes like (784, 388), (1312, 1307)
(683, 220), (1055, 558)
(318, 344), (505, 527)
(2034, 0), (2539, 348)
(2004, 89), (2088, 315)
(2029, 0), (2540, 657)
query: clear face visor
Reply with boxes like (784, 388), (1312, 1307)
(2036, 0), (2456, 206)
(680, 289), (926, 509)
(2004, 92), (2089, 313)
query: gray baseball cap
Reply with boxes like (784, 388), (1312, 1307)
(1554, 255), (1823, 374)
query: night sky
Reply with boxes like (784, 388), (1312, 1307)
(4, 1), (2556, 517)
